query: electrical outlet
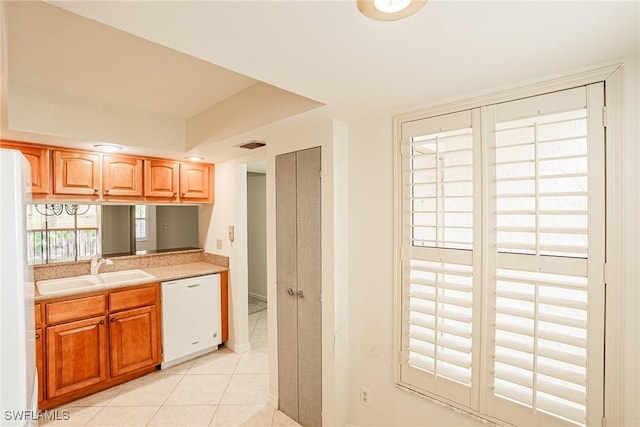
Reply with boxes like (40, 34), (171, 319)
(360, 387), (371, 407)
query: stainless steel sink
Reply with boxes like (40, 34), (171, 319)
(37, 269), (156, 296)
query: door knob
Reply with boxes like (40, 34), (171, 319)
(297, 290), (304, 299)
(287, 288), (294, 296)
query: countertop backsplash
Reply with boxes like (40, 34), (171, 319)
(33, 249), (228, 282)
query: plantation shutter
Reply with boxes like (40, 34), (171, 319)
(398, 83), (605, 427)
(399, 109), (482, 408)
(483, 84), (605, 427)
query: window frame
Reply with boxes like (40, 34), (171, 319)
(134, 204), (148, 242)
(26, 204), (100, 265)
(393, 65), (625, 426)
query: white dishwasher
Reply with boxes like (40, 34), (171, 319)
(161, 274), (222, 368)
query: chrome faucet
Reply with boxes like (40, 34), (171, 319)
(90, 255), (113, 275)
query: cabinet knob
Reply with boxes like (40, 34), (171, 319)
(287, 287), (294, 296)
(110, 318), (116, 322)
(35, 333), (40, 339)
(173, 192), (177, 197)
(93, 188), (99, 194)
(182, 192), (186, 197)
(105, 188), (110, 194)
(100, 319), (105, 325)
(297, 290), (305, 299)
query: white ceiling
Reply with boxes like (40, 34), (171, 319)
(1, 0), (638, 161)
(5, 1), (258, 119)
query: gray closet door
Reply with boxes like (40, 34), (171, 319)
(276, 147), (322, 427)
(276, 151), (299, 420)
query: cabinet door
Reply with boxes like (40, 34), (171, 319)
(144, 160), (179, 199)
(102, 155), (143, 198)
(35, 328), (44, 403)
(46, 316), (108, 398)
(109, 306), (160, 377)
(0, 142), (50, 195)
(53, 150), (101, 196)
(179, 163), (213, 201)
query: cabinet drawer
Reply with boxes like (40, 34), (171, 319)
(35, 303), (42, 328)
(109, 285), (157, 312)
(46, 295), (107, 325)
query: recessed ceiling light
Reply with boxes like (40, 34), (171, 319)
(357, 0), (427, 21)
(93, 143), (123, 153)
(374, 0), (411, 13)
(185, 156), (205, 162)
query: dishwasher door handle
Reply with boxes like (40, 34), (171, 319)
(187, 284), (200, 288)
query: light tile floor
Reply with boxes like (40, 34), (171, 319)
(42, 310), (301, 427)
(248, 296), (268, 315)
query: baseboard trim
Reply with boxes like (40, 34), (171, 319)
(248, 291), (268, 302)
(225, 340), (251, 353)
(268, 392), (278, 409)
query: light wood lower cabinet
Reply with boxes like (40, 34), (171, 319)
(35, 327), (44, 403)
(109, 305), (159, 377)
(46, 316), (109, 399)
(39, 283), (161, 409)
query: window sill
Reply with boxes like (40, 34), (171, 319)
(395, 382), (508, 427)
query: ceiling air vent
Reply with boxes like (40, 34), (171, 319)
(238, 140), (266, 150)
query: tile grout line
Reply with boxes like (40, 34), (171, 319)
(79, 384), (128, 426)
(57, 309), (270, 426)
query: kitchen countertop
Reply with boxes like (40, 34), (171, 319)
(143, 262), (227, 282)
(35, 262), (228, 301)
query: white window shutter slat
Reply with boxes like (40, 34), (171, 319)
(399, 83), (604, 427)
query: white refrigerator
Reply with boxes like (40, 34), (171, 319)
(0, 149), (37, 426)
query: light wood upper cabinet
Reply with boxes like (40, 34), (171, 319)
(180, 163), (213, 202)
(3, 141), (215, 203)
(144, 160), (179, 200)
(102, 155), (143, 198)
(0, 141), (51, 195)
(53, 150), (101, 197)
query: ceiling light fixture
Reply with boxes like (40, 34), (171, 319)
(357, 0), (427, 21)
(185, 156), (205, 162)
(93, 143), (123, 153)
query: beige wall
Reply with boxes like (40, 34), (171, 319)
(347, 58), (640, 426)
(199, 119), (350, 426)
(198, 58), (640, 427)
(8, 83), (185, 152)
